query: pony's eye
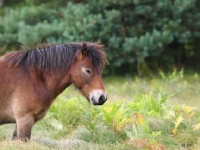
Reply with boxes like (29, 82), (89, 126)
(85, 69), (92, 74)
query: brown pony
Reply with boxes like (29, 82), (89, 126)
(0, 42), (108, 141)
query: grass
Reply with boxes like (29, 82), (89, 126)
(105, 69), (200, 109)
(1, 69), (200, 150)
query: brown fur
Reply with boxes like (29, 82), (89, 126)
(0, 42), (108, 141)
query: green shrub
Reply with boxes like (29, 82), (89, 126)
(1, 0), (200, 72)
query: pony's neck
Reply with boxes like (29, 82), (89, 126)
(45, 72), (71, 97)
(37, 69), (72, 98)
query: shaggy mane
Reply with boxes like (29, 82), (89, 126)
(0, 42), (108, 71)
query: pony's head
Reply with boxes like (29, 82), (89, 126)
(69, 43), (108, 105)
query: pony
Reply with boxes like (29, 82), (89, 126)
(0, 42), (108, 141)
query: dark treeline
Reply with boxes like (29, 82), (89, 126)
(1, 0), (200, 75)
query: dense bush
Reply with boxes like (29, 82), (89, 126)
(1, 0), (200, 73)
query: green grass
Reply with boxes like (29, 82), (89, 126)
(1, 70), (200, 150)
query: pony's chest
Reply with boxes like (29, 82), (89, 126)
(34, 109), (48, 121)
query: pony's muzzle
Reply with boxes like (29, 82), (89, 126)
(90, 90), (107, 105)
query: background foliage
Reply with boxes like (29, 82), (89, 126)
(1, 0), (200, 74)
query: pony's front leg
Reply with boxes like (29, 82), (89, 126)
(12, 125), (17, 140)
(14, 114), (35, 141)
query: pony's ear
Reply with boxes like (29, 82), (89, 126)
(81, 43), (88, 56)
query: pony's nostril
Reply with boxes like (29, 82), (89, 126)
(100, 95), (105, 101)
(98, 95), (107, 105)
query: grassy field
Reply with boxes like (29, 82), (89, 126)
(0, 70), (200, 150)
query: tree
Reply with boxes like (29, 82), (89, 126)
(0, 0), (4, 8)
